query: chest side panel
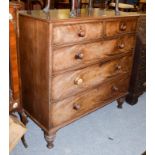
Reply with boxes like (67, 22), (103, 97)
(18, 16), (51, 130)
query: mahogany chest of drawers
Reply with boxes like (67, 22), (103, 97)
(18, 9), (140, 148)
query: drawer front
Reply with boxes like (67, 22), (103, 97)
(53, 22), (103, 45)
(51, 75), (129, 127)
(105, 19), (137, 37)
(53, 35), (135, 72)
(52, 55), (133, 101)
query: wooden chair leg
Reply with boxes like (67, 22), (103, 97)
(21, 136), (28, 148)
(19, 111), (28, 148)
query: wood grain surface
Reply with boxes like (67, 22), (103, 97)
(53, 34), (135, 72)
(18, 16), (51, 129)
(53, 22), (104, 45)
(9, 2), (24, 101)
(52, 54), (133, 101)
(51, 74), (129, 127)
(105, 18), (137, 37)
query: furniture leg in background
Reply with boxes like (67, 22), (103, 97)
(19, 111), (28, 148)
(117, 96), (125, 109)
(126, 15), (146, 105)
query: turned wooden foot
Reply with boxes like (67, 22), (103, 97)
(21, 136), (28, 148)
(44, 132), (56, 149)
(126, 94), (139, 105)
(117, 97), (125, 109)
(19, 111), (28, 148)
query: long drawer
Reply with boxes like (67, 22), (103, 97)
(53, 22), (103, 45)
(105, 18), (137, 37)
(53, 34), (135, 72)
(51, 75), (129, 127)
(51, 54), (133, 101)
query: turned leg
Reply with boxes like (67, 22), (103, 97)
(126, 94), (139, 105)
(19, 111), (28, 148)
(117, 97), (125, 109)
(44, 131), (56, 149)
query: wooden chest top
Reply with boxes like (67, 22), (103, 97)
(18, 8), (139, 22)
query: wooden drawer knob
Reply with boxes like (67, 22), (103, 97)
(78, 29), (85, 37)
(118, 43), (125, 49)
(116, 64), (122, 70)
(13, 102), (18, 109)
(74, 77), (83, 85)
(75, 53), (84, 59)
(120, 23), (127, 31)
(73, 103), (81, 110)
(112, 86), (119, 91)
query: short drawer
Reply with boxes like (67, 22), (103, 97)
(53, 22), (103, 45)
(51, 75), (129, 127)
(52, 54), (133, 101)
(53, 34), (135, 72)
(105, 18), (137, 37)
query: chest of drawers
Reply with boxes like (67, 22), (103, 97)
(18, 9), (140, 148)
